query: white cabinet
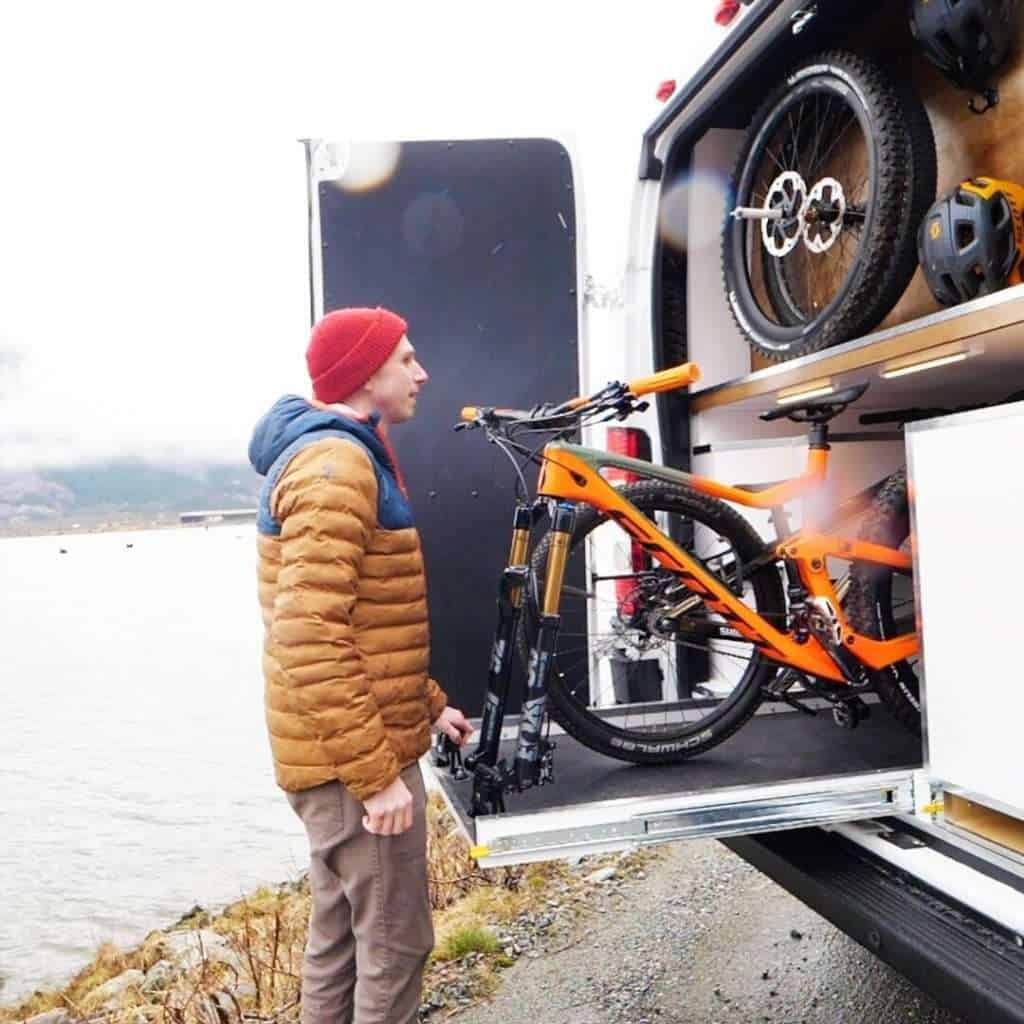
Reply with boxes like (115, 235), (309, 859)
(908, 401), (1024, 819)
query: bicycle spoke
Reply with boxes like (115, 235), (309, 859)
(794, 95), (806, 167)
(764, 145), (788, 176)
(809, 110), (858, 181)
(809, 95), (832, 176)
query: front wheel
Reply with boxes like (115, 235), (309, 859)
(722, 50), (936, 361)
(523, 481), (786, 763)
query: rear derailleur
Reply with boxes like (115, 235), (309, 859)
(763, 668), (872, 730)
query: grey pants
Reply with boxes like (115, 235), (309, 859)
(286, 763), (434, 1024)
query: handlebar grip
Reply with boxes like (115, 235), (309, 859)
(460, 405), (533, 422)
(628, 362), (702, 397)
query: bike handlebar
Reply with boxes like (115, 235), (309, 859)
(460, 361), (701, 425)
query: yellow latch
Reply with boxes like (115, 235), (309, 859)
(469, 845), (490, 860)
(920, 801), (943, 816)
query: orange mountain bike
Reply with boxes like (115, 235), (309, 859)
(450, 362), (918, 815)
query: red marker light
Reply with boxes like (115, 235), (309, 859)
(715, 0), (741, 25)
(656, 79), (677, 103)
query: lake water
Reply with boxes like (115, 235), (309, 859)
(0, 524), (308, 1003)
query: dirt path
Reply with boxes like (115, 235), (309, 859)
(452, 839), (969, 1024)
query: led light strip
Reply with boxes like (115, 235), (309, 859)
(776, 378), (835, 405)
(880, 341), (979, 380)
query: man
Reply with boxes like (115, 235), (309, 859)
(248, 306), (473, 1024)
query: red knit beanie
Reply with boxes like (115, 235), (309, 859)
(306, 307), (408, 404)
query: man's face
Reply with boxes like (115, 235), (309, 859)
(365, 336), (429, 425)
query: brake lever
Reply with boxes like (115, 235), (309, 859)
(529, 402), (559, 418)
(609, 397), (647, 421)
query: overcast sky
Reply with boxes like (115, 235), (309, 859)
(1, 2), (729, 469)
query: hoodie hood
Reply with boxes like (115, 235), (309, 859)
(248, 395), (389, 477)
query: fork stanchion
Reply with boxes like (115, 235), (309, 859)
(465, 507), (533, 774)
(512, 501), (575, 791)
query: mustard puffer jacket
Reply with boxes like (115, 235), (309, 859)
(249, 396), (447, 801)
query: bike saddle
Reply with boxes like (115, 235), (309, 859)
(759, 382), (870, 423)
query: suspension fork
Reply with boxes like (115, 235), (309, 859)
(465, 503), (535, 774)
(513, 501), (576, 790)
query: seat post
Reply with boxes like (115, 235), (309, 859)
(809, 420), (831, 450)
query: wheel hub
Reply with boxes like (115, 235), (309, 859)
(803, 177), (847, 253)
(761, 171), (808, 257)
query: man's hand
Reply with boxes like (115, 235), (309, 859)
(362, 776), (413, 836)
(436, 706), (474, 747)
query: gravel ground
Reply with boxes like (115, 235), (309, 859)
(452, 839), (971, 1024)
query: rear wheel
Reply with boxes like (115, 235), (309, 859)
(846, 470), (921, 734)
(524, 481), (786, 763)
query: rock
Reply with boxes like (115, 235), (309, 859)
(584, 867), (617, 885)
(172, 904), (206, 927)
(790, 928), (804, 941)
(141, 959), (177, 993)
(162, 929), (243, 972)
(195, 994), (230, 1024)
(24, 1011), (69, 1024)
(207, 991), (242, 1023)
(90, 969), (145, 1007)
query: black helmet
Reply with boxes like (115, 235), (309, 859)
(918, 177), (1024, 306)
(909, 0), (1017, 106)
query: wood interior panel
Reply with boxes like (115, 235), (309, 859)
(880, 48), (1024, 330)
(847, 8), (1024, 331)
(945, 792), (1024, 857)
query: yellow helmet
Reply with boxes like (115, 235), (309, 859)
(918, 177), (1024, 306)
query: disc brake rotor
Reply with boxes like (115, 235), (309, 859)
(803, 177), (847, 254)
(761, 171), (808, 257)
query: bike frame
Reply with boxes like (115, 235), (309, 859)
(534, 440), (917, 685)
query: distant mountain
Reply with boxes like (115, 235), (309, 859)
(0, 459), (262, 535)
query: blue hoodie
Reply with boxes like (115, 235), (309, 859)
(248, 395), (414, 536)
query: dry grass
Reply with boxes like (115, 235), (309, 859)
(425, 795), (531, 910)
(0, 794), (573, 1024)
